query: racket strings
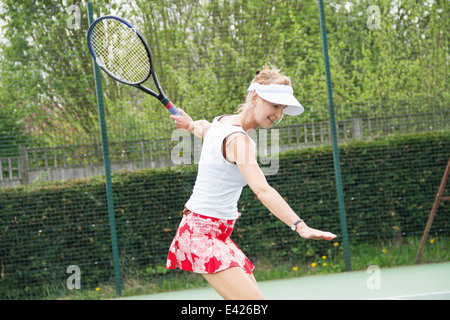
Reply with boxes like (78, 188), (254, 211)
(91, 19), (151, 84)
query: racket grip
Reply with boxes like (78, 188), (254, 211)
(165, 101), (182, 116)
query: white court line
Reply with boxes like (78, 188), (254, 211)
(371, 290), (450, 300)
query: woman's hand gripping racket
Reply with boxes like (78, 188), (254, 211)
(87, 15), (181, 116)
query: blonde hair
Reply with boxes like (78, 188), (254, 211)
(236, 66), (291, 113)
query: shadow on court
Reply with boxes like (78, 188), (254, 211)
(118, 262), (450, 300)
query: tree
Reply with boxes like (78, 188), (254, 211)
(0, 0), (100, 143)
(0, 0), (447, 153)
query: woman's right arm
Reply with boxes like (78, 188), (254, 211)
(170, 109), (210, 139)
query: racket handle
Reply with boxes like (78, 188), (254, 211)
(165, 101), (182, 116)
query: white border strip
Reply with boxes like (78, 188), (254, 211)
(371, 290), (450, 300)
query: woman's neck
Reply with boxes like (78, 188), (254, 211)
(235, 108), (258, 133)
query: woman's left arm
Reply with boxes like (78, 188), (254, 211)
(226, 134), (336, 240)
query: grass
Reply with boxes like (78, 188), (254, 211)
(58, 236), (449, 300)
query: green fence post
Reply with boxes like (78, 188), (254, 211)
(317, 0), (351, 271)
(87, 2), (122, 296)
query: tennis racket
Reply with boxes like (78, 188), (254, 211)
(87, 15), (181, 116)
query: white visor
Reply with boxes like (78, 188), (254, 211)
(247, 83), (304, 116)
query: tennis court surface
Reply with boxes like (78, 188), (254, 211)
(119, 262), (450, 300)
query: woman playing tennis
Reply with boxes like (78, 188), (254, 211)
(166, 66), (336, 299)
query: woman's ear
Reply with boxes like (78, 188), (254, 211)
(251, 92), (259, 106)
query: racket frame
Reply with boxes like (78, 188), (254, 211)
(87, 15), (178, 114)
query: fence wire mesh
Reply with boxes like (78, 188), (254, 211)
(0, 0), (448, 299)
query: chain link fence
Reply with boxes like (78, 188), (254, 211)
(0, 0), (448, 299)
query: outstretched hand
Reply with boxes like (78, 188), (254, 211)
(297, 223), (337, 240)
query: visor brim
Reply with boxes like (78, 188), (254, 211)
(255, 91), (304, 116)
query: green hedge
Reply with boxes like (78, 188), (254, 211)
(239, 131), (450, 261)
(0, 131), (449, 298)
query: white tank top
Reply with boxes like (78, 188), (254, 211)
(185, 116), (256, 220)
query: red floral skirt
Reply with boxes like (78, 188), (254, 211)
(166, 208), (254, 274)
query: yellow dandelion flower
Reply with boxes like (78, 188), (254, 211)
(430, 239), (435, 244)
(333, 242), (339, 247)
(382, 249), (388, 254)
(292, 266), (298, 272)
(322, 262), (327, 267)
(311, 262), (317, 267)
(95, 287), (100, 291)
(322, 255), (327, 260)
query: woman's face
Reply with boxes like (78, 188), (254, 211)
(253, 96), (286, 129)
